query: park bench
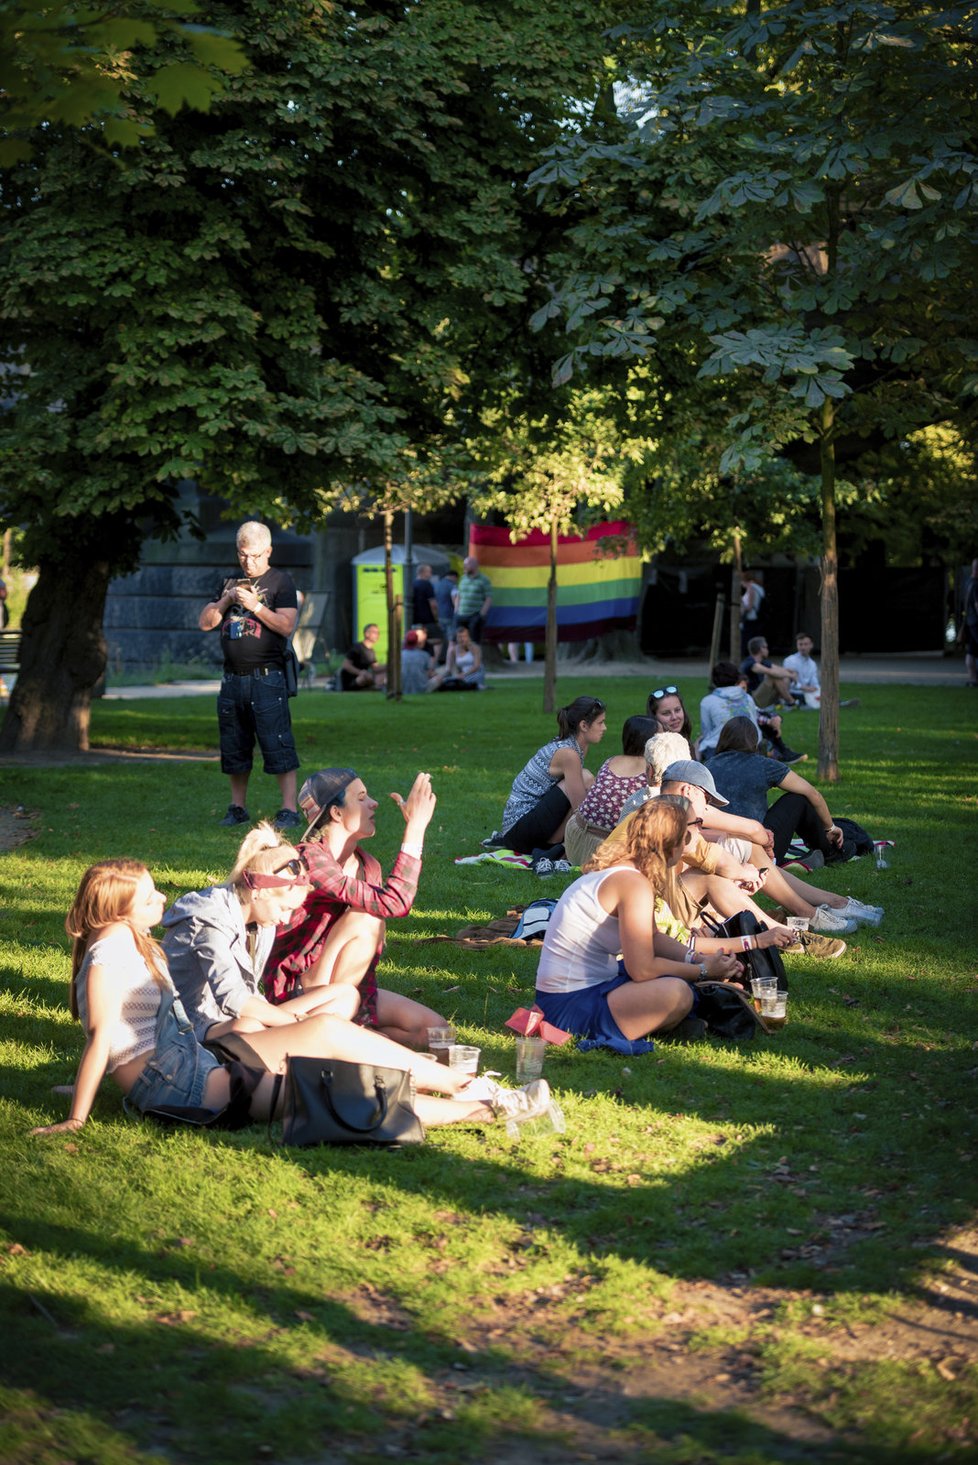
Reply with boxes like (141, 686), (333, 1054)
(0, 628), (19, 676)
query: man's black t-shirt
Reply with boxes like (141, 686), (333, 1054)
(218, 567), (297, 673)
(412, 577), (436, 625)
(340, 641), (375, 691)
(739, 654), (771, 696)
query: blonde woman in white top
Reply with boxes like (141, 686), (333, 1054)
(535, 800), (739, 1051)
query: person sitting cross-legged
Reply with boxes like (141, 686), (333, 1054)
(534, 800), (744, 1052)
(739, 636), (798, 709)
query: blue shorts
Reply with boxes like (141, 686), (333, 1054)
(126, 989), (224, 1114)
(535, 965), (660, 1056)
(218, 669), (299, 777)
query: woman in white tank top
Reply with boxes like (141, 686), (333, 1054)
(535, 799), (740, 1048)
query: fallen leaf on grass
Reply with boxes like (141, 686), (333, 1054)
(155, 1310), (197, 1326)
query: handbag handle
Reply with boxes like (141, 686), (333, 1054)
(319, 1067), (390, 1134)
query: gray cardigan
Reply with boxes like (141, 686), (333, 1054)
(162, 885), (274, 1041)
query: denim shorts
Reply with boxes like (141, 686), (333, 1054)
(126, 988), (224, 1114)
(218, 669), (300, 776)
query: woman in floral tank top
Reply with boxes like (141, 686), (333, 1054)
(564, 716), (657, 868)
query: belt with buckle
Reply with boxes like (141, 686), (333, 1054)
(224, 665), (279, 678)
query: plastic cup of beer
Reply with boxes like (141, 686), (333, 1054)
(427, 1025), (456, 1065)
(759, 990), (788, 1030)
(750, 974), (778, 1008)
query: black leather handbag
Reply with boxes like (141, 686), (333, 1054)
(702, 909), (788, 992)
(273, 1057), (426, 1147)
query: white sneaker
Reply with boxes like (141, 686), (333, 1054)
(455, 1075), (552, 1124)
(840, 897), (883, 926)
(489, 1078), (552, 1124)
(453, 1073), (503, 1104)
(812, 904), (858, 935)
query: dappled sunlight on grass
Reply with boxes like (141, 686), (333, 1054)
(1, 680), (976, 1459)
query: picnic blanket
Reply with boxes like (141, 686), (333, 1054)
(423, 899), (558, 950)
(454, 848), (533, 870)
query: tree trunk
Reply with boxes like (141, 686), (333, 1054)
(818, 397), (839, 782)
(0, 553), (110, 752)
(383, 509), (401, 700)
(730, 531), (743, 662)
(543, 512), (558, 714)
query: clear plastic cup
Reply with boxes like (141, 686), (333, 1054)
(448, 1045), (480, 1077)
(750, 974), (779, 1012)
(515, 1035), (546, 1082)
(427, 1025), (456, 1065)
(786, 916), (809, 933)
(759, 991), (788, 1031)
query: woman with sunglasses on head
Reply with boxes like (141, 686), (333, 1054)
(647, 685), (693, 743)
(496, 696), (608, 856)
(534, 799), (742, 1052)
(33, 854), (552, 1136)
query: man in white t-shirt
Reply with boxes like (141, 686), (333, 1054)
(783, 631), (821, 708)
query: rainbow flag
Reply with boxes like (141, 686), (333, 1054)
(468, 521), (642, 643)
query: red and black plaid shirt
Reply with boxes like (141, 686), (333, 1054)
(263, 840), (421, 1023)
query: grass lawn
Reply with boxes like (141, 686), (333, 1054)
(1, 675), (976, 1463)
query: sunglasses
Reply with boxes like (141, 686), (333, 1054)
(586, 699), (606, 716)
(242, 857), (309, 890)
(650, 686), (679, 700)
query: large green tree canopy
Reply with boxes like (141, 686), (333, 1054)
(0, 0), (618, 750)
(527, 0), (978, 773)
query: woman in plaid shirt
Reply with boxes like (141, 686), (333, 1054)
(264, 768), (448, 1048)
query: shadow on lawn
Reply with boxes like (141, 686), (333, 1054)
(0, 1211), (944, 1465)
(11, 1018), (975, 1305)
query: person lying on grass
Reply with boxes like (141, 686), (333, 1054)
(533, 799), (744, 1051)
(32, 859), (551, 1136)
(261, 768), (448, 1049)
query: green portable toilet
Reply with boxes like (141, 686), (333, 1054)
(350, 545), (452, 665)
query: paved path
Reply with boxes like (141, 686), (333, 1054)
(100, 651), (971, 699)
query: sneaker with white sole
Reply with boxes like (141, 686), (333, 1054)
(795, 931), (847, 959)
(455, 1076), (552, 1124)
(812, 904), (858, 935)
(840, 897), (883, 926)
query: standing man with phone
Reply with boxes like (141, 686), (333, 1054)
(199, 521), (301, 829)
